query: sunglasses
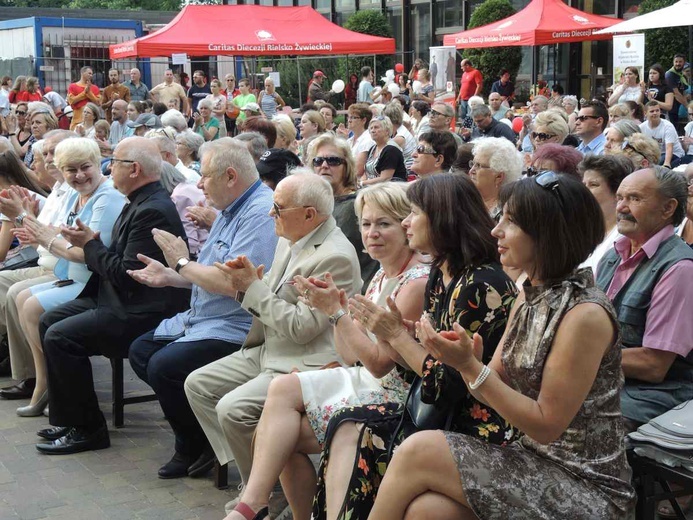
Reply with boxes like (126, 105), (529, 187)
(15, 111), (27, 116)
(416, 144), (438, 155)
(312, 156), (345, 167)
(531, 132), (556, 141)
(622, 141), (647, 161)
(429, 109), (448, 118)
(575, 115), (600, 122)
(534, 171), (565, 208)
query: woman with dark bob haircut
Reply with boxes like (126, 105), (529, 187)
(366, 172), (636, 520)
(310, 173), (518, 520)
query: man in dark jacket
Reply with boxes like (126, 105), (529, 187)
(469, 105), (517, 143)
(35, 137), (190, 455)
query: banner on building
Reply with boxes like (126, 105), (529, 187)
(612, 34), (644, 85)
(429, 45), (457, 110)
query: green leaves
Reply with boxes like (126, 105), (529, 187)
(639, 0), (688, 68)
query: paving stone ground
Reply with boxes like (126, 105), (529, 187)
(0, 356), (242, 520)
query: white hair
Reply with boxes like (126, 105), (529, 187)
(468, 96), (485, 108)
(472, 137), (523, 184)
(287, 167), (334, 216)
(160, 110), (189, 133)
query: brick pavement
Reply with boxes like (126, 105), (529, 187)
(0, 356), (241, 520)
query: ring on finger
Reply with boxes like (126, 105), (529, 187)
(303, 289), (310, 298)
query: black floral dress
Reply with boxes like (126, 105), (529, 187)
(311, 263), (518, 520)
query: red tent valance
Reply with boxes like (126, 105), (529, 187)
(110, 5), (395, 59)
(443, 0), (622, 48)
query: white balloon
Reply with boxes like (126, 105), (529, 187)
(412, 80), (422, 94)
(331, 79), (345, 94)
(380, 76), (390, 85)
(387, 84), (400, 96)
(386, 69), (395, 79)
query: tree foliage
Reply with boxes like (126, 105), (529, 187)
(639, 0), (687, 68)
(342, 10), (394, 83)
(462, 0), (523, 96)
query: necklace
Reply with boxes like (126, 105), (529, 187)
(378, 250), (415, 293)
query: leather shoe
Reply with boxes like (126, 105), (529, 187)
(158, 452), (196, 479)
(17, 391), (48, 417)
(36, 425), (110, 455)
(0, 378), (36, 400)
(187, 447), (216, 478)
(36, 426), (70, 441)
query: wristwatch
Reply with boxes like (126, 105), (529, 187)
(14, 211), (27, 227)
(174, 257), (191, 273)
(328, 308), (348, 326)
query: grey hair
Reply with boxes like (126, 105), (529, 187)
(562, 95), (578, 107)
(160, 110), (189, 132)
(533, 95), (549, 107)
(472, 137), (523, 184)
(197, 98), (214, 110)
(382, 103), (404, 126)
(651, 166), (688, 226)
(233, 132), (268, 162)
(287, 168), (334, 216)
(121, 137), (162, 179)
(470, 105), (492, 118)
(199, 137), (259, 185)
(176, 129), (204, 160)
(468, 95), (485, 108)
(31, 139), (45, 157)
(159, 161), (187, 195)
(28, 101), (55, 116)
(146, 133), (176, 158)
(611, 119), (641, 139)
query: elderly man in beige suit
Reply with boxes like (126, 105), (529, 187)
(185, 171), (361, 489)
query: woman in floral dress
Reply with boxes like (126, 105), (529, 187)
(312, 173), (518, 520)
(224, 183), (429, 520)
(367, 172), (636, 520)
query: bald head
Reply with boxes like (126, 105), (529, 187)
(112, 99), (128, 122)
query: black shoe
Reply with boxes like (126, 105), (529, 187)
(158, 452), (195, 479)
(0, 378), (36, 400)
(36, 426), (70, 441)
(36, 425), (110, 455)
(187, 447), (216, 478)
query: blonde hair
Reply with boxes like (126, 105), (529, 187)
(306, 134), (357, 191)
(534, 111), (570, 142)
(274, 114), (297, 147)
(55, 137), (101, 170)
(369, 115), (393, 135)
(94, 120), (110, 139)
(354, 182), (410, 222)
(609, 103), (631, 119)
(301, 110), (326, 133)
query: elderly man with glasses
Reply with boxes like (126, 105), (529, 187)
(429, 102), (464, 146)
(185, 171), (361, 497)
(35, 136), (191, 455)
(125, 138), (278, 479)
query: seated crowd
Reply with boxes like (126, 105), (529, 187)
(0, 68), (692, 520)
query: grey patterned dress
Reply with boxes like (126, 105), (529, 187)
(444, 268), (636, 520)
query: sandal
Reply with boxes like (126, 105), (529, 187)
(658, 495), (693, 519)
(234, 502), (269, 520)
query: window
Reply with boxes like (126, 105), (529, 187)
(410, 2), (431, 58)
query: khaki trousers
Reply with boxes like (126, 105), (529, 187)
(0, 266), (56, 380)
(184, 344), (277, 484)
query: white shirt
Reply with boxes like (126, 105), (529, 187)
(348, 131), (375, 158)
(580, 225), (621, 275)
(0, 88), (9, 117)
(639, 119), (685, 158)
(176, 159), (201, 183)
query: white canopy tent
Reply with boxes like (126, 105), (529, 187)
(595, 0), (693, 67)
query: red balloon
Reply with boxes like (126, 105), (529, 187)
(395, 63), (404, 73)
(512, 116), (524, 134)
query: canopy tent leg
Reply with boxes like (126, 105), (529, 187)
(297, 57), (302, 104)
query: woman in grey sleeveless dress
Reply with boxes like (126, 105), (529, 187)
(365, 172), (637, 520)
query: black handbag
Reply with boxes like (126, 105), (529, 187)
(387, 376), (455, 460)
(0, 246), (39, 271)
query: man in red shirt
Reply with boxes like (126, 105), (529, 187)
(66, 66), (101, 131)
(457, 59), (483, 119)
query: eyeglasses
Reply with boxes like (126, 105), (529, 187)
(416, 144), (438, 155)
(110, 158), (136, 165)
(347, 116), (363, 121)
(312, 156), (345, 167)
(226, 78), (235, 82)
(15, 111), (26, 116)
(688, 112), (693, 117)
(429, 110), (448, 118)
(469, 160), (491, 170)
(272, 202), (311, 218)
(531, 132), (556, 141)
(575, 115), (600, 122)
(525, 166), (539, 177)
(534, 171), (565, 208)
(150, 127), (176, 141)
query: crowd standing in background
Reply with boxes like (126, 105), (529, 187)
(0, 51), (691, 520)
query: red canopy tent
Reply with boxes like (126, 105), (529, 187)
(443, 0), (622, 48)
(109, 5), (395, 59)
